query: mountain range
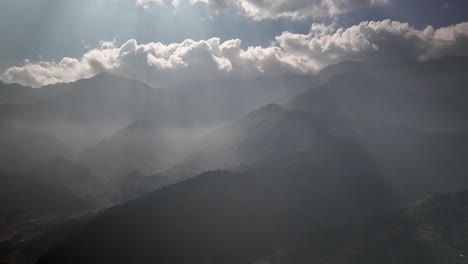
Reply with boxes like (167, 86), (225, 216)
(1, 56), (468, 263)
(36, 164), (468, 264)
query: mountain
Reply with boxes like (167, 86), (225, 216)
(0, 157), (101, 214)
(179, 104), (364, 174)
(0, 127), (72, 173)
(175, 102), (468, 202)
(36, 167), (468, 264)
(176, 57), (468, 177)
(0, 73), (164, 153)
(3, 57), (465, 183)
(109, 170), (176, 203)
(0, 73), (314, 151)
(36, 162), (398, 264)
(30, 158), (102, 200)
(155, 75), (316, 127)
(0, 73), (316, 178)
(108, 105), (352, 202)
(3, 58), (463, 198)
(0, 81), (73, 105)
(288, 57), (468, 132)
(0, 159), (100, 263)
(5, 57), (468, 263)
(0, 172), (90, 214)
(79, 119), (188, 180)
(254, 188), (468, 264)
(0, 73), (318, 206)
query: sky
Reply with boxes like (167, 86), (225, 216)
(0, 0), (467, 87)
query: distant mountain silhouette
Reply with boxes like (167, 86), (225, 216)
(79, 120), (184, 180)
(0, 81), (73, 105)
(0, 73), (316, 179)
(289, 57), (468, 132)
(0, 73), (161, 154)
(155, 75), (315, 127)
(1, 57), (466, 180)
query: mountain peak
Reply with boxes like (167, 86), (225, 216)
(100, 71), (130, 79)
(92, 71), (118, 79)
(245, 103), (283, 120)
(72, 72), (133, 84)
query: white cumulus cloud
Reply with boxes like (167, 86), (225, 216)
(275, 20), (468, 68)
(2, 20), (468, 87)
(0, 38), (298, 87)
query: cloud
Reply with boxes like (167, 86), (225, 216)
(0, 38), (298, 87)
(233, 0), (390, 20)
(136, 0), (390, 20)
(2, 20), (468, 87)
(275, 20), (468, 67)
(1, 58), (93, 88)
(136, 0), (165, 9)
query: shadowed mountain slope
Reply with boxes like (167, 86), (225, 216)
(37, 162), (398, 264)
(255, 188), (468, 264)
(289, 58), (468, 132)
(176, 103), (468, 202)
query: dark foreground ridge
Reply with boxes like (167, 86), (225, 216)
(37, 162), (398, 264)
